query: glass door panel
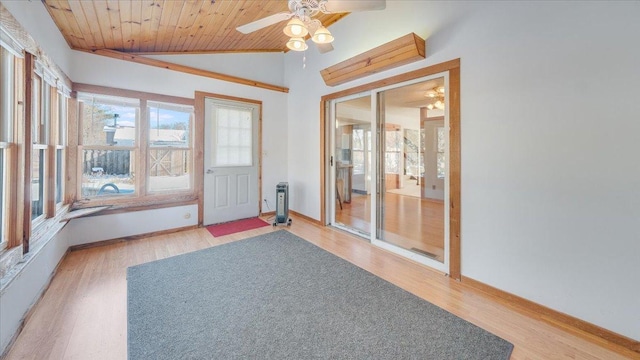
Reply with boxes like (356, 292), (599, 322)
(333, 95), (371, 235)
(375, 76), (447, 265)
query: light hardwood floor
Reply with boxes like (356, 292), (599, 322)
(3, 216), (639, 359)
(336, 192), (445, 261)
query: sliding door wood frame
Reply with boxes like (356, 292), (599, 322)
(319, 58), (461, 280)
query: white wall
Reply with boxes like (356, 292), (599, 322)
(284, 1), (640, 341)
(1, 0), (72, 75)
(0, 226), (70, 353)
(146, 53), (285, 87)
(66, 205), (198, 246)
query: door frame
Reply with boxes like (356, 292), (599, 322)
(194, 91), (263, 226)
(320, 59), (461, 279)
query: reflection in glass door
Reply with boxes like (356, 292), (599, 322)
(374, 75), (449, 271)
(332, 95), (371, 236)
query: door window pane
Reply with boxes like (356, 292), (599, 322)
(212, 106), (252, 167)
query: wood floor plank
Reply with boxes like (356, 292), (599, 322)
(3, 215), (638, 359)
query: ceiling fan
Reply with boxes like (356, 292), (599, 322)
(236, 0), (386, 53)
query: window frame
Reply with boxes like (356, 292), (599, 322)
(0, 39), (24, 252)
(55, 88), (68, 207)
(73, 84), (195, 209)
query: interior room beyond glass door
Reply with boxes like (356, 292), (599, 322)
(374, 76), (449, 270)
(332, 95), (371, 236)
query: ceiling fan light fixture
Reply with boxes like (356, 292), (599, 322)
(286, 37), (308, 51)
(284, 18), (308, 37)
(425, 90), (437, 98)
(311, 26), (334, 44)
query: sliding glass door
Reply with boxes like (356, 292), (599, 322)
(330, 93), (372, 236)
(329, 73), (450, 273)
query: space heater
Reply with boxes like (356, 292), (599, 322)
(273, 182), (292, 227)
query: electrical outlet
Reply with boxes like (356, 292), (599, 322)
(432, 185), (436, 190)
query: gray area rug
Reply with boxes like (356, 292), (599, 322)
(128, 230), (513, 359)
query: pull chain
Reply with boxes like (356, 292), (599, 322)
(303, 49), (306, 69)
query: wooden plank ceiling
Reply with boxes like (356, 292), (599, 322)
(42, 0), (348, 54)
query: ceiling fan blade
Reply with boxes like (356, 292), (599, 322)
(236, 12), (293, 34)
(317, 42), (334, 54)
(323, 0), (386, 13)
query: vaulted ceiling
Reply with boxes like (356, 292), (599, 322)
(42, 0), (348, 54)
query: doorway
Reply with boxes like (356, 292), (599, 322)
(323, 60), (460, 277)
(203, 97), (260, 225)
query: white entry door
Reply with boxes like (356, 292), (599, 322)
(203, 97), (260, 225)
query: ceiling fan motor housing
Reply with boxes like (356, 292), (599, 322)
(289, 0), (327, 18)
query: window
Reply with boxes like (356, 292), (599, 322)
(352, 128), (365, 175)
(437, 126), (445, 179)
(0, 46), (14, 249)
(78, 93), (139, 198)
(1, 26), (70, 256)
(385, 128), (402, 174)
(404, 129), (422, 177)
(212, 105), (252, 167)
(148, 101), (193, 192)
(77, 89), (194, 203)
(31, 72), (50, 223)
(55, 92), (67, 205)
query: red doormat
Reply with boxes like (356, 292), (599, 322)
(206, 217), (270, 237)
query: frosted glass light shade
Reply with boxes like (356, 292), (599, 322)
(311, 26), (334, 44)
(283, 18), (308, 37)
(286, 37), (308, 51)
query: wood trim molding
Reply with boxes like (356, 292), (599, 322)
(129, 49), (284, 56)
(289, 210), (323, 226)
(79, 49), (289, 94)
(320, 33), (426, 87)
(320, 59), (461, 280)
(319, 101), (327, 225)
(321, 59), (460, 103)
(448, 66), (461, 281)
(22, 52), (34, 254)
(65, 97), (78, 205)
(194, 92), (206, 226)
(461, 275), (640, 353)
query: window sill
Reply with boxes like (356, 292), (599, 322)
(71, 195), (198, 217)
